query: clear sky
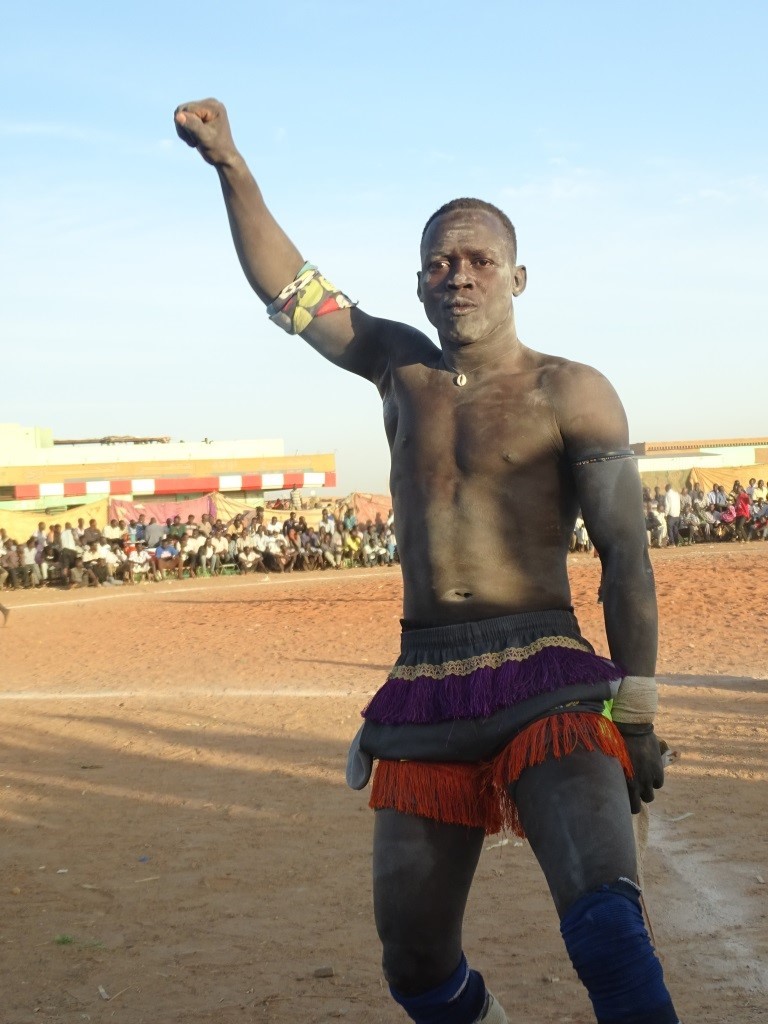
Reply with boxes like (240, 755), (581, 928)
(3, 1), (766, 494)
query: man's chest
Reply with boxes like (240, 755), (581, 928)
(383, 370), (563, 479)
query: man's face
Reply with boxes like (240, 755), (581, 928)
(417, 209), (526, 345)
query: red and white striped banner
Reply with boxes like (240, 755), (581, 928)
(13, 471), (336, 500)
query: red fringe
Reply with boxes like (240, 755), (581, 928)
(369, 712), (632, 838)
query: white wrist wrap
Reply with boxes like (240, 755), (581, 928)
(612, 675), (658, 724)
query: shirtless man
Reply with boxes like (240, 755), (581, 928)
(176, 99), (678, 1024)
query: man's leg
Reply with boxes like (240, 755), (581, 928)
(514, 747), (679, 1024)
(373, 809), (500, 1022)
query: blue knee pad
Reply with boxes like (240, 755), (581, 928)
(390, 954), (487, 1024)
(560, 879), (679, 1024)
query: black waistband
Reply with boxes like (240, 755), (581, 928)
(399, 609), (582, 652)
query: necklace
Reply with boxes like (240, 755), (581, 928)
(440, 351), (500, 387)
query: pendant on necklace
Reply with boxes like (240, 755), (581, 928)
(454, 373), (467, 387)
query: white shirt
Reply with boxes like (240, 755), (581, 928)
(60, 529), (78, 551)
(664, 489), (681, 517)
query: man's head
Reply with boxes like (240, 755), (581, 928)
(417, 198), (526, 345)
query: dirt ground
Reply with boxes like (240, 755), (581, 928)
(1, 543), (766, 1024)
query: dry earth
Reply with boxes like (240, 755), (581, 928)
(1, 543), (766, 1023)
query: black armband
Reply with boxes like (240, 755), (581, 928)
(571, 449), (636, 469)
(614, 721), (655, 736)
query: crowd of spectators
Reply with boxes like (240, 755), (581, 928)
(0, 506), (398, 592)
(2, 475), (765, 594)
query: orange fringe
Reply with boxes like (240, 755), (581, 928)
(369, 712), (632, 838)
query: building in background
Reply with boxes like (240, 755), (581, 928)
(632, 436), (768, 492)
(0, 423), (336, 512)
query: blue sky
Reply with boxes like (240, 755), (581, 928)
(3, 1), (766, 493)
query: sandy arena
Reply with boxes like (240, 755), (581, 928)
(1, 543), (766, 1024)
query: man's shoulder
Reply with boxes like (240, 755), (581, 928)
(533, 351), (610, 392)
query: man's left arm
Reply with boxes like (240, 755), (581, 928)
(553, 363), (664, 812)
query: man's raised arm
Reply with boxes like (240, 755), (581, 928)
(553, 363), (664, 812)
(174, 98), (387, 381)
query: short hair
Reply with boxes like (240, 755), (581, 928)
(421, 198), (517, 261)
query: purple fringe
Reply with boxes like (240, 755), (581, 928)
(362, 646), (620, 726)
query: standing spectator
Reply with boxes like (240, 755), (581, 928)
(20, 539), (41, 586)
(733, 485), (751, 542)
(103, 519), (122, 541)
(144, 517), (166, 548)
(664, 483), (681, 547)
(82, 519), (103, 545)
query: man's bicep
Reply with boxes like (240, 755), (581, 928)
(300, 306), (390, 381)
(302, 310), (433, 386)
(574, 457), (646, 554)
(556, 364), (642, 550)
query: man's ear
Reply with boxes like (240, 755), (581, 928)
(512, 264), (527, 297)
(416, 270), (424, 303)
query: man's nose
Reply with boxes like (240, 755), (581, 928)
(446, 261), (473, 287)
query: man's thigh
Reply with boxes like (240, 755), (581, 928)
(373, 809), (484, 990)
(513, 746), (637, 918)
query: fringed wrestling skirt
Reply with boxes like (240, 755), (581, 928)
(348, 610), (632, 836)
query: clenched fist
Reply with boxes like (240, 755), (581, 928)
(174, 98), (239, 167)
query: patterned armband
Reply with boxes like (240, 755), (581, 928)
(266, 262), (356, 335)
(611, 675), (658, 725)
(571, 449), (636, 469)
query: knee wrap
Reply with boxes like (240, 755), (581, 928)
(390, 953), (486, 1024)
(560, 879), (679, 1024)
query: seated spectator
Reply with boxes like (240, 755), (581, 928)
(238, 544), (266, 574)
(362, 527), (387, 567)
(198, 536), (219, 575)
(69, 556), (100, 589)
(155, 539), (181, 578)
(211, 531), (230, 572)
(383, 526), (398, 564)
(1, 541), (23, 589)
(82, 541), (109, 584)
(343, 527), (364, 566)
(129, 540), (156, 581)
(303, 527), (324, 570)
(265, 531), (296, 572)
(319, 526), (340, 569)
(36, 541), (57, 584)
(108, 542), (133, 584)
(750, 499), (768, 540)
(177, 536), (198, 578)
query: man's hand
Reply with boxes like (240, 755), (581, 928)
(616, 723), (665, 814)
(174, 98), (239, 167)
